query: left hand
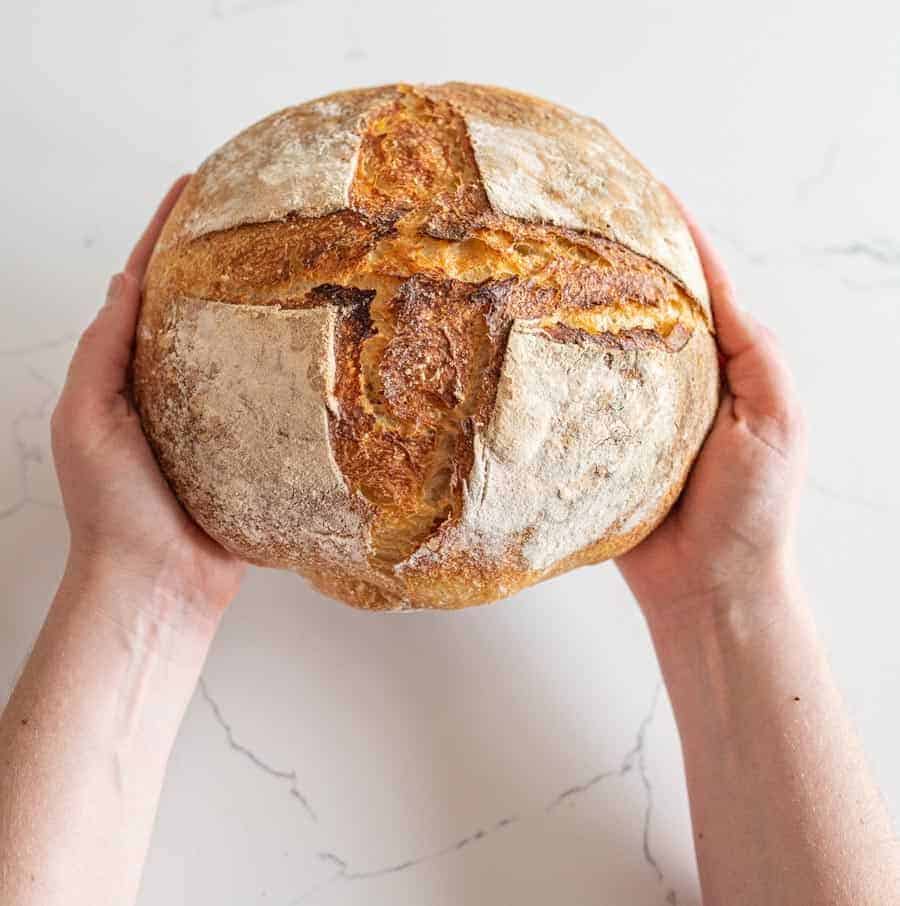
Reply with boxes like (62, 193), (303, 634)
(615, 192), (806, 631)
(51, 176), (245, 624)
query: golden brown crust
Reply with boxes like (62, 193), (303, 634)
(542, 321), (693, 353)
(349, 87), (490, 231)
(150, 215), (699, 314)
(134, 300), (375, 584)
(329, 275), (504, 569)
(135, 82), (720, 611)
(393, 328), (719, 609)
(155, 85), (402, 249)
(423, 82), (710, 316)
(145, 210), (392, 306)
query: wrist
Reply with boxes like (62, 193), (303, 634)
(642, 558), (806, 652)
(58, 551), (223, 663)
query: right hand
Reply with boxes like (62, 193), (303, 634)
(616, 193), (807, 627)
(51, 177), (245, 627)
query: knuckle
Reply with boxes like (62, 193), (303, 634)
(49, 405), (71, 459)
(77, 318), (104, 349)
(709, 274), (733, 300)
(51, 394), (91, 443)
(50, 398), (69, 435)
(49, 407), (63, 440)
(50, 402), (76, 448)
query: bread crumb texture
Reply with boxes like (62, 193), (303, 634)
(135, 83), (719, 610)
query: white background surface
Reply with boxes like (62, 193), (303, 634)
(3, 2), (899, 903)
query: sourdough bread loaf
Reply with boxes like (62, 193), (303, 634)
(134, 82), (719, 611)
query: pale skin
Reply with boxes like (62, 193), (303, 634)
(0, 180), (898, 905)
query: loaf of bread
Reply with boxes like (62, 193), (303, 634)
(134, 82), (719, 611)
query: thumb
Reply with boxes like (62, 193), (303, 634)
(665, 186), (758, 359)
(61, 174), (189, 413)
(666, 188), (798, 429)
(64, 271), (142, 407)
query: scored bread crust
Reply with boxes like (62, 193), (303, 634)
(135, 82), (720, 610)
(422, 83), (710, 315)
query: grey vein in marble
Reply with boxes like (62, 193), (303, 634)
(0, 331), (693, 903)
(546, 766), (620, 808)
(198, 678), (318, 822)
(808, 478), (897, 516)
(0, 331), (77, 359)
(291, 682), (676, 904)
(315, 813), (523, 883)
(840, 276), (900, 292)
(625, 683), (664, 883)
(546, 687), (663, 814)
(822, 239), (900, 267)
(1, 364), (63, 520)
(708, 226), (769, 266)
(551, 682), (677, 900)
(810, 238), (900, 291)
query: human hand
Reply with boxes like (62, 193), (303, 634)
(51, 177), (245, 624)
(616, 194), (807, 628)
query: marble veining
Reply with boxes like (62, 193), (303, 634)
(250, 684), (678, 905)
(0, 236), (895, 906)
(4, 2), (899, 903)
(199, 679), (319, 822)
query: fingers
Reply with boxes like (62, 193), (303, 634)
(666, 186), (802, 440)
(61, 176), (191, 415)
(63, 272), (143, 407)
(666, 189), (759, 360)
(726, 325), (800, 425)
(125, 173), (191, 281)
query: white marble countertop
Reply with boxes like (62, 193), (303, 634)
(3, 2), (899, 903)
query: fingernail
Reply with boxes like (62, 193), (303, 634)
(105, 273), (123, 306)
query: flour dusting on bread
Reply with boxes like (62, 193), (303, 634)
(134, 82), (719, 611)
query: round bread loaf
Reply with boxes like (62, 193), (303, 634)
(134, 82), (719, 611)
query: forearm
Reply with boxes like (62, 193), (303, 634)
(649, 575), (900, 905)
(0, 561), (218, 906)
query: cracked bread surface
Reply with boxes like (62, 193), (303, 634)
(134, 82), (719, 610)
